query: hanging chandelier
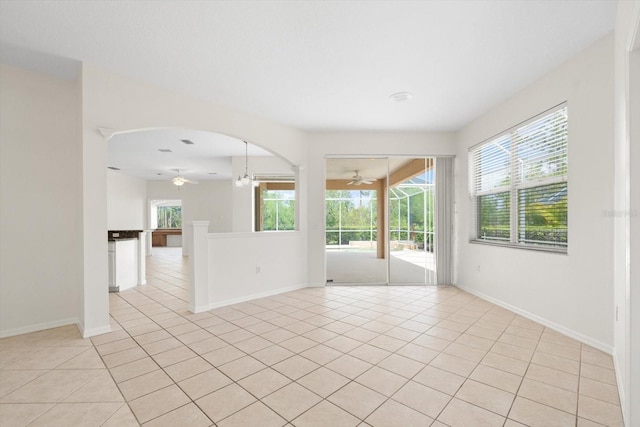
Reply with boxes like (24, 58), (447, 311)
(235, 140), (252, 187)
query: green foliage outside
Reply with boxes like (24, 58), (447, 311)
(262, 190), (295, 231)
(518, 182), (567, 245)
(476, 107), (568, 247)
(325, 188), (434, 248)
(388, 188), (434, 244)
(478, 192), (511, 240)
(326, 190), (376, 245)
(157, 206), (182, 229)
(478, 184), (568, 245)
(479, 225), (567, 245)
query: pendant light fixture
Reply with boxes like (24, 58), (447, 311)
(235, 141), (252, 187)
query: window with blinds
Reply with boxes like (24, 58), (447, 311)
(470, 104), (568, 251)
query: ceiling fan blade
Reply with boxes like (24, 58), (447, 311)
(184, 179), (199, 184)
(347, 180), (355, 185)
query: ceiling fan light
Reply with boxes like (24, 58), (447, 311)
(234, 141), (253, 187)
(172, 176), (185, 186)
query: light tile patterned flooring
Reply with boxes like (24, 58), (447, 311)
(0, 247), (625, 426)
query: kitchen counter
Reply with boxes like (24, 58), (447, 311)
(108, 229), (142, 240)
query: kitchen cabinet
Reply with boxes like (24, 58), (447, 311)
(152, 229), (182, 247)
(108, 242), (115, 288)
(108, 238), (139, 292)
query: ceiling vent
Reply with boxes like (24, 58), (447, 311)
(181, 139), (194, 145)
(158, 149), (172, 153)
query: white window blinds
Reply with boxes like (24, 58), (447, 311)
(470, 104), (568, 251)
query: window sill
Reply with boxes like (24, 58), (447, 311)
(469, 239), (567, 255)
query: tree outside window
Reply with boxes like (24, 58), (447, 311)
(157, 206), (182, 229)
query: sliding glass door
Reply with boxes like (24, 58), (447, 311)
(325, 158), (387, 284)
(325, 157), (439, 285)
(388, 158), (436, 285)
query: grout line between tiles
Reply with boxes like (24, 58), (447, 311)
(3, 249), (623, 427)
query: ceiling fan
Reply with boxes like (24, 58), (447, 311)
(171, 169), (198, 187)
(347, 170), (377, 185)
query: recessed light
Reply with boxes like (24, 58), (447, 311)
(181, 139), (194, 145)
(158, 149), (172, 153)
(389, 91), (413, 102)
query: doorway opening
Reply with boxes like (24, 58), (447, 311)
(150, 199), (183, 248)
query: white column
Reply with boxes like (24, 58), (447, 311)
(190, 221), (210, 313)
(80, 98), (110, 338)
(138, 231), (147, 285)
(145, 229), (153, 256)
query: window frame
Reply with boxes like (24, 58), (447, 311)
(156, 205), (183, 229)
(254, 181), (296, 232)
(469, 103), (568, 253)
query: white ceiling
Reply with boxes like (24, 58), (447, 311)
(0, 0), (615, 132)
(108, 129), (273, 181)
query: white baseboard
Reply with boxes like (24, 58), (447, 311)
(306, 282), (326, 288)
(455, 284), (614, 355)
(79, 323), (112, 338)
(189, 304), (212, 314)
(612, 351), (628, 426)
(0, 317), (80, 339)
(202, 284), (309, 312)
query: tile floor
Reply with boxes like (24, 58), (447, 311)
(0, 248), (625, 426)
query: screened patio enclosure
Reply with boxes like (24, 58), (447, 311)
(388, 171), (436, 284)
(325, 157), (448, 285)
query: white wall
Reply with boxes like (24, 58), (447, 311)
(80, 65), (110, 337)
(207, 232), (307, 307)
(107, 170), (146, 230)
(81, 64), (307, 165)
(147, 180), (233, 255)
(455, 35), (615, 351)
(77, 63), (308, 333)
(629, 43), (640, 427)
(305, 132), (457, 286)
(613, 1), (640, 424)
(0, 64), (82, 337)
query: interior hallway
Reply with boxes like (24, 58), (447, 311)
(0, 247), (624, 426)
